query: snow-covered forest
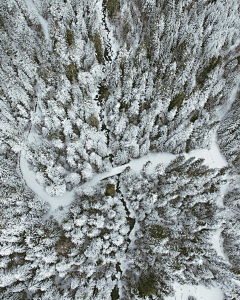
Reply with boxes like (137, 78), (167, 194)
(0, 0), (239, 299)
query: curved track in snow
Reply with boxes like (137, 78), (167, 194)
(20, 138), (227, 213)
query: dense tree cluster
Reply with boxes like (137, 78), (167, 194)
(0, 0), (239, 299)
(118, 157), (236, 298)
(218, 94), (240, 174)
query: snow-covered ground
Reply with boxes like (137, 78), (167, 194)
(216, 84), (239, 120)
(24, 0), (51, 49)
(208, 182), (229, 265)
(20, 152), (75, 212)
(165, 283), (224, 300)
(20, 136), (227, 215)
(20, 150), (175, 216)
(211, 228), (226, 261)
(184, 134), (227, 169)
(128, 152), (175, 173)
(218, 182), (228, 207)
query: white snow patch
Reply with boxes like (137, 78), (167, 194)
(217, 182), (228, 207)
(128, 220), (140, 249)
(20, 152), (74, 214)
(24, 0), (51, 49)
(216, 84), (239, 119)
(232, 278), (240, 287)
(165, 282), (224, 300)
(27, 126), (42, 145)
(185, 135), (227, 169)
(119, 259), (129, 274)
(117, 280), (124, 300)
(211, 228), (226, 260)
(128, 152), (175, 173)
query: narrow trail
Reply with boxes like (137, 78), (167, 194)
(20, 131), (227, 216)
(20, 151), (175, 215)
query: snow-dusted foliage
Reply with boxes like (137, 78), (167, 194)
(0, 0), (240, 299)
